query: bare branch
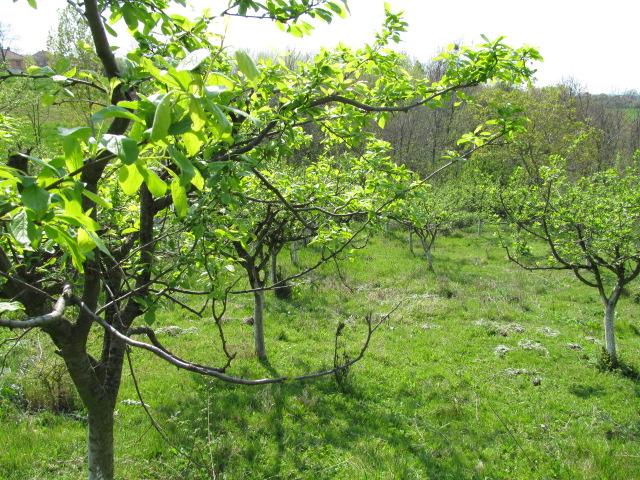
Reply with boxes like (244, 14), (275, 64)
(0, 284), (72, 329)
(73, 292), (394, 386)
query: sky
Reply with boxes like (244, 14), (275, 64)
(2, 0), (639, 94)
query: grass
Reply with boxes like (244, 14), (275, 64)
(1, 230), (640, 479)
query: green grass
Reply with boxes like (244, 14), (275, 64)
(1, 230), (640, 479)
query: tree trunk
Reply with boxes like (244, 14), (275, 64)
(87, 405), (115, 480)
(290, 242), (300, 267)
(408, 230), (414, 255)
(603, 299), (618, 365)
(425, 248), (434, 271)
(270, 249), (278, 286)
(253, 288), (267, 361)
(420, 237), (433, 271)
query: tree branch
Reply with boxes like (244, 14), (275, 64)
(0, 284), (71, 329)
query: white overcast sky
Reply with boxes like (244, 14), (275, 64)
(2, 0), (639, 94)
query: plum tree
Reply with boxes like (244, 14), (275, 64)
(501, 157), (640, 366)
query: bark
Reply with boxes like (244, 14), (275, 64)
(270, 248), (278, 286)
(603, 297), (619, 365)
(425, 248), (434, 271)
(253, 288), (266, 361)
(408, 230), (414, 255)
(290, 242), (300, 267)
(87, 405), (115, 480)
(420, 237), (434, 271)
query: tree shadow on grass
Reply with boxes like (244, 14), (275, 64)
(569, 384), (606, 399)
(174, 373), (474, 479)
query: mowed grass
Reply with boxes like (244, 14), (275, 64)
(1, 230), (640, 479)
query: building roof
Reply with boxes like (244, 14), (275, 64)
(1, 48), (24, 60)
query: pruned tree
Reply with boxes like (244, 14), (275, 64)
(199, 139), (412, 360)
(390, 181), (462, 270)
(500, 158), (640, 366)
(0, 0), (540, 478)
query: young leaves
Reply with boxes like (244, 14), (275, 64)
(150, 94), (173, 142)
(235, 51), (260, 83)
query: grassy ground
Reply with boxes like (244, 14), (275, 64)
(1, 230), (640, 479)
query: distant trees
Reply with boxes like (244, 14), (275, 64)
(501, 158), (640, 366)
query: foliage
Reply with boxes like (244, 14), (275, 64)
(500, 158), (640, 363)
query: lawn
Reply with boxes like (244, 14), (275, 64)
(1, 229), (639, 479)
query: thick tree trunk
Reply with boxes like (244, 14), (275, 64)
(603, 300), (618, 365)
(87, 405), (115, 480)
(253, 288), (267, 361)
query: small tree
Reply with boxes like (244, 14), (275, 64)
(201, 141), (411, 360)
(500, 158), (640, 366)
(390, 180), (467, 270)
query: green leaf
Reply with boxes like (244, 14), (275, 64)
(168, 146), (195, 182)
(58, 126), (91, 139)
(183, 131), (204, 156)
(140, 166), (168, 197)
(100, 134), (139, 165)
(121, 3), (138, 30)
(10, 210), (30, 247)
(209, 104), (232, 135)
(144, 306), (156, 325)
(235, 51), (260, 82)
(59, 128), (90, 172)
(83, 228), (112, 258)
(77, 228), (96, 254)
(171, 178), (188, 217)
(118, 163), (144, 195)
(21, 183), (50, 220)
(177, 48), (209, 71)
(93, 105), (143, 123)
(82, 189), (113, 209)
(150, 94), (172, 142)
(191, 169), (204, 191)
(44, 224), (85, 272)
